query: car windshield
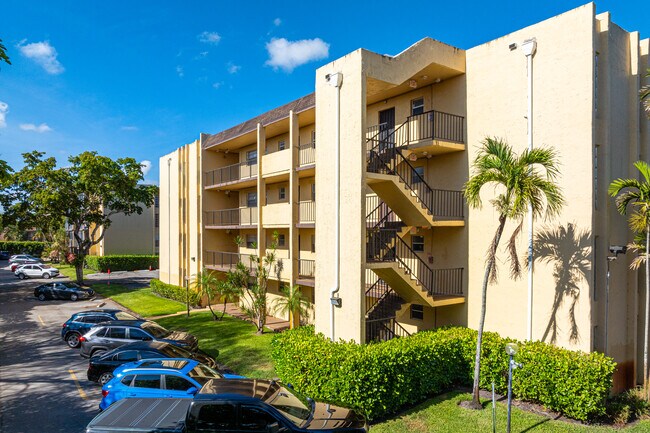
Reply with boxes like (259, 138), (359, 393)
(159, 344), (192, 358)
(115, 312), (138, 320)
(266, 386), (312, 427)
(142, 322), (171, 338)
(187, 364), (221, 386)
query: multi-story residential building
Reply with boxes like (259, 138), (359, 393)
(160, 4), (649, 391)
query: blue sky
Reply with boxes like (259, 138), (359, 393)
(0, 1), (648, 183)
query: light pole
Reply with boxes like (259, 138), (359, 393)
(605, 245), (627, 355)
(505, 343), (523, 433)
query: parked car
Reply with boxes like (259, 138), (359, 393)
(9, 254), (42, 264)
(34, 282), (94, 301)
(0, 251), (10, 260)
(15, 263), (59, 279)
(62, 309), (141, 348)
(80, 321), (199, 358)
(99, 358), (244, 410)
(87, 378), (368, 433)
(87, 341), (219, 385)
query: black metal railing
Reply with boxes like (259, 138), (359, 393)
(366, 318), (410, 342)
(365, 279), (404, 320)
(204, 159), (257, 187)
(204, 208), (257, 226)
(204, 251), (253, 271)
(299, 141), (316, 166)
(298, 259), (315, 278)
(406, 110), (464, 144)
(366, 196), (403, 229)
(299, 201), (315, 224)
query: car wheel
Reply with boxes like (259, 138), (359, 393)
(99, 372), (113, 385)
(18, 274), (26, 280)
(70, 294), (78, 302)
(65, 333), (81, 348)
(37, 293), (46, 301)
(43, 273), (51, 279)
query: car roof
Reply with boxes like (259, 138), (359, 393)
(123, 359), (197, 373)
(120, 362), (197, 376)
(70, 309), (123, 318)
(98, 320), (149, 327)
(197, 379), (282, 401)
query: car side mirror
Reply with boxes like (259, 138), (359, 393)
(186, 387), (198, 395)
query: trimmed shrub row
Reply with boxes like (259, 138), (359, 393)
(0, 241), (47, 257)
(85, 255), (158, 272)
(271, 326), (615, 422)
(150, 278), (200, 307)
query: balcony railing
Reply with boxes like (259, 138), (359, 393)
(298, 201), (315, 224)
(204, 159), (257, 188)
(204, 251), (253, 271)
(204, 208), (257, 227)
(299, 141), (316, 166)
(298, 259), (315, 278)
(366, 318), (410, 342)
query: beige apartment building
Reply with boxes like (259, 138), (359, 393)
(160, 3), (649, 391)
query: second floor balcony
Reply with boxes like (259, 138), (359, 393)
(204, 207), (257, 228)
(298, 200), (315, 226)
(204, 159), (257, 189)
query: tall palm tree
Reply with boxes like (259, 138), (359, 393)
(272, 285), (310, 329)
(609, 161), (650, 396)
(463, 137), (564, 409)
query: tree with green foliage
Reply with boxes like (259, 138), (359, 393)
(462, 137), (564, 409)
(272, 284), (309, 329)
(193, 268), (221, 321)
(609, 161), (650, 398)
(641, 69), (650, 118)
(0, 151), (156, 284)
(0, 38), (10, 66)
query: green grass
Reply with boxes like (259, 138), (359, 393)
(55, 263), (94, 280)
(156, 312), (276, 378)
(92, 283), (186, 317)
(371, 391), (650, 433)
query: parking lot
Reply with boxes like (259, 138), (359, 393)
(0, 263), (128, 433)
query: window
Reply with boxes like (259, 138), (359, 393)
(279, 187), (286, 200)
(239, 406), (277, 431)
(155, 213), (159, 228)
(412, 166), (424, 184)
(311, 183), (315, 201)
(594, 145), (599, 210)
(155, 239), (160, 248)
(121, 375), (134, 386)
(311, 235), (315, 253)
(87, 315), (109, 324)
(128, 328), (151, 341)
(278, 234), (286, 247)
(133, 374), (161, 389)
(196, 404), (236, 430)
(246, 235), (257, 249)
(107, 327), (126, 339)
(92, 327), (108, 338)
(246, 150), (257, 163)
(411, 98), (425, 116)
(154, 195), (159, 208)
(311, 130), (316, 146)
(412, 236), (424, 252)
(410, 304), (424, 320)
(165, 375), (195, 391)
(116, 351), (139, 362)
(247, 192), (257, 208)
(594, 52), (599, 113)
(278, 140), (286, 151)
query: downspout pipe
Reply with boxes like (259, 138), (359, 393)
(522, 38), (537, 341)
(326, 72), (343, 341)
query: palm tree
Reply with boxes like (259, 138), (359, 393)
(216, 276), (241, 320)
(641, 69), (649, 118)
(463, 137), (564, 409)
(609, 161), (650, 397)
(193, 268), (220, 321)
(272, 285), (310, 329)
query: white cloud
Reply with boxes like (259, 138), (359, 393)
(273, 18), (282, 26)
(198, 31), (221, 45)
(19, 123), (52, 133)
(176, 65), (184, 77)
(227, 62), (241, 74)
(0, 102), (8, 128)
(265, 37), (329, 72)
(18, 40), (64, 74)
(140, 160), (152, 176)
(212, 81), (224, 90)
(121, 126), (138, 131)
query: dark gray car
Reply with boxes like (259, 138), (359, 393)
(79, 321), (199, 358)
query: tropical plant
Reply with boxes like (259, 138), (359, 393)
(641, 69), (649, 118)
(216, 276), (241, 320)
(462, 137), (564, 409)
(193, 269), (220, 321)
(609, 161), (650, 398)
(272, 284), (309, 329)
(0, 38), (10, 66)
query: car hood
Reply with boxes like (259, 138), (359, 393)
(163, 331), (198, 348)
(304, 403), (366, 431)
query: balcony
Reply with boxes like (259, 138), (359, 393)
(298, 141), (316, 167)
(204, 207), (257, 229)
(204, 160), (257, 190)
(297, 200), (315, 227)
(262, 148), (291, 180)
(297, 258), (315, 287)
(262, 202), (291, 227)
(204, 251), (253, 272)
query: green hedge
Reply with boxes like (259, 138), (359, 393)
(271, 326), (615, 422)
(0, 241), (47, 257)
(150, 278), (200, 307)
(85, 255), (158, 272)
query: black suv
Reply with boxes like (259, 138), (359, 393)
(79, 320), (199, 358)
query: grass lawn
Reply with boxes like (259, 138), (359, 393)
(92, 283), (186, 318)
(156, 312), (276, 379)
(55, 263), (94, 280)
(371, 391), (650, 433)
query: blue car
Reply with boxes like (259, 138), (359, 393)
(99, 358), (244, 410)
(61, 309), (141, 348)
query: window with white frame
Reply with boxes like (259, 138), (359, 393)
(279, 187), (286, 200)
(410, 304), (424, 320)
(247, 192), (257, 208)
(411, 98), (424, 116)
(412, 235), (424, 252)
(278, 140), (286, 151)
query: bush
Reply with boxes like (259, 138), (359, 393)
(271, 326), (615, 422)
(0, 241), (47, 257)
(150, 278), (200, 307)
(84, 255), (158, 272)
(606, 387), (650, 425)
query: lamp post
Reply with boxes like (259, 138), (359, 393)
(605, 245), (627, 355)
(505, 343), (523, 433)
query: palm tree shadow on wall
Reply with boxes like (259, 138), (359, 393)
(533, 223), (591, 344)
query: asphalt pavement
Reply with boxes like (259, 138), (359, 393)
(0, 263), (149, 433)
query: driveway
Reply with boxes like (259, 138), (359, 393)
(0, 263), (133, 433)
